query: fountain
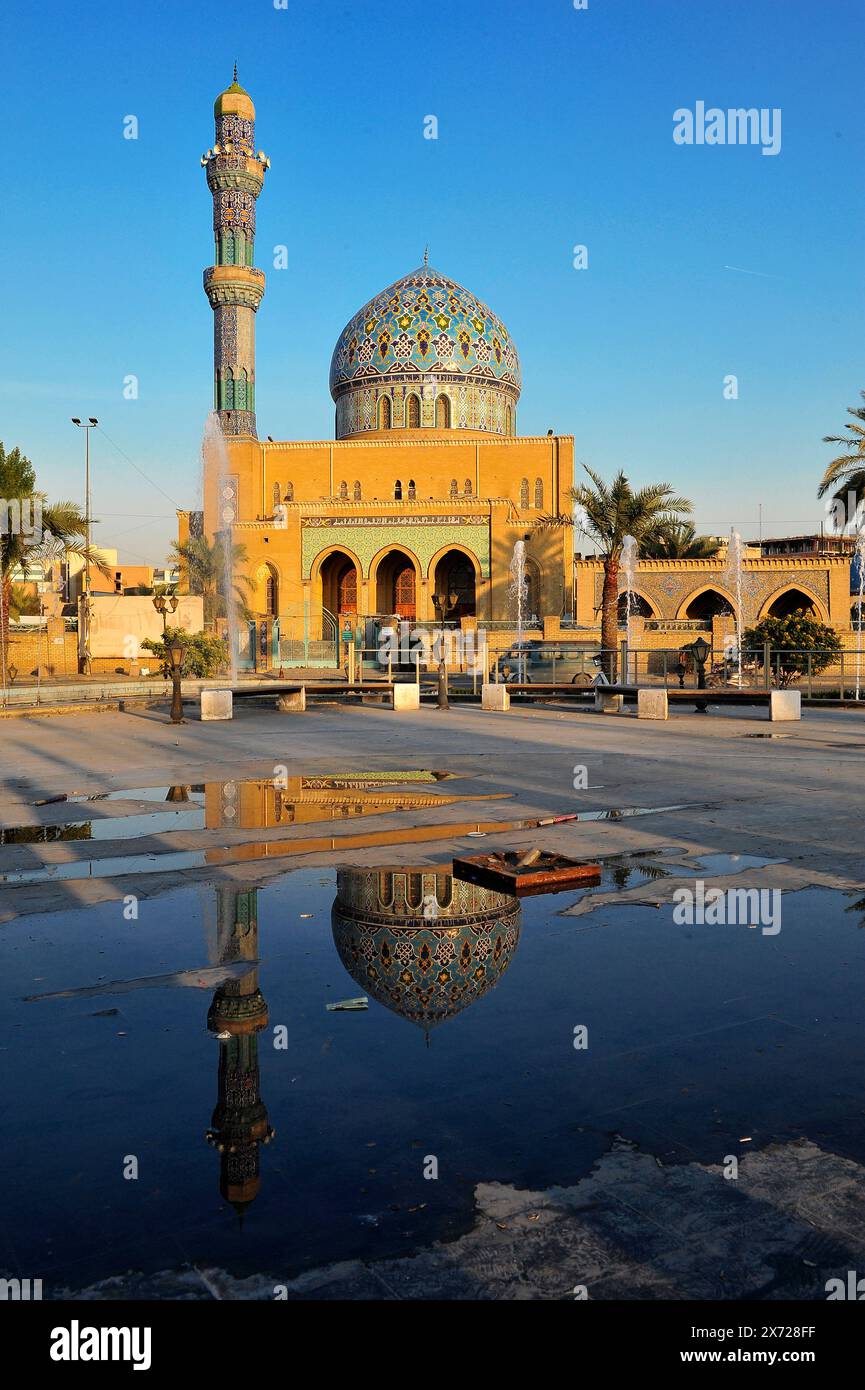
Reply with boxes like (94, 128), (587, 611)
(201, 412), (239, 682)
(508, 539), (528, 682)
(724, 529), (745, 686)
(855, 526), (865, 701)
(620, 535), (637, 684)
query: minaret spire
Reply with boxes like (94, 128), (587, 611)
(201, 76), (269, 437)
(423, 245), (429, 268)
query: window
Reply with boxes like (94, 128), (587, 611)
(272, 482), (281, 511)
(534, 478), (544, 510)
(464, 479), (473, 496)
(284, 481), (294, 502)
(394, 479), (403, 501)
(436, 394), (450, 428)
(406, 394), (420, 429)
(449, 479), (458, 498)
(520, 478), (529, 509)
(339, 480), (348, 499)
(353, 480), (361, 500)
(506, 405), (513, 435)
(408, 479), (416, 500)
(379, 396), (391, 430)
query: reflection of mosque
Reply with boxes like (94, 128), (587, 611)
(332, 867), (521, 1038)
(205, 886), (274, 1218)
(203, 869), (520, 1219)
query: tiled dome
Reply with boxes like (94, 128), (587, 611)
(329, 264), (522, 396)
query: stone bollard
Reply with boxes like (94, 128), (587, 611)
(276, 688), (306, 712)
(769, 690), (801, 721)
(595, 690), (623, 714)
(200, 689), (233, 721)
(392, 683), (420, 711)
(482, 683), (510, 711)
(637, 688), (668, 720)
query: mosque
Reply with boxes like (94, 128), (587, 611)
(179, 72), (857, 670)
(180, 73), (574, 661)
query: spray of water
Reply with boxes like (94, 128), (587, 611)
(620, 535), (637, 683)
(509, 539), (528, 681)
(202, 413), (239, 682)
(724, 529), (745, 686)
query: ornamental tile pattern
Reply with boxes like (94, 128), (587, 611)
(301, 517), (490, 580)
(595, 566), (830, 621)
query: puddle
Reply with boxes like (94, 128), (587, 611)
(1, 866), (862, 1295)
(741, 733), (791, 740)
(35, 771), (456, 807)
(2, 778), (500, 850)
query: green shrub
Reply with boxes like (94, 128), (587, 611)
(742, 610), (842, 687)
(141, 626), (228, 678)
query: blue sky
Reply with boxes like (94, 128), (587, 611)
(2, 0), (863, 564)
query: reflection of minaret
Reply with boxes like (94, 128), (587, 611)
(201, 69), (269, 438)
(205, 886), (274, 1219)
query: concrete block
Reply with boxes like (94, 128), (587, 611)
(595, 691), (623, 714)
(770, 690), (801, 721)
(392, 683), (420, 711)
(200, 688), (233, 721)
(276, 688), (306, 712)
(637, 688), (668, 720)
(482, 683), (510, 711)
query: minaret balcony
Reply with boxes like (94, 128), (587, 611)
(204, 264), (265, 311)
(206, 156), (266, 198)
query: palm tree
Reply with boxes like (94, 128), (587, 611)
(171, 534), (252, 630)
(642, 520), (721, 559)
(1, 441), (110, 682)
(554, 466), (691, 680)
(817, 390), (865, 516)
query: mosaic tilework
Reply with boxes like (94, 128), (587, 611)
(301, 518), (490, 580)
(596, 567), (830, 621)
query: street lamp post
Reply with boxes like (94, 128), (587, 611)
(152, 592), (179, 635)
(433, 589), (459, 710)
(70, 417), (98, 674)
(691, 635), (710, 713)
(167, 635), (186, 724)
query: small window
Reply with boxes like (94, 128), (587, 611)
(353, 480), (361, 500)
(464, 479), (473, 497)
(379, 396), (391, 430)
(394, 479), (403, 501)
(272, 482), (281, 511)
(534, 479), (544, 510)
(520, 479), (529, 509)
(406, 394), (420, 429)
(408, 479), (416, 500)
(449, 479), (458, 498)
(284, 482), (294, 502)
(339, 480), (348, 499)
(436, 394), (450, 428)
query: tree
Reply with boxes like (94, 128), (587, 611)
(141, 626), (229, 678)
(817, 390), (865, 517)
(170, 534), (252, 630)
(642, 520), (721, 560)
(547, 466), (691, 680)
(742, 610), (842, 688)
(8, 584), (40, 621)
(1, 440), (110, 682)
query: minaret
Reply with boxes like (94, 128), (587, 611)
(201, 68), (270, 438)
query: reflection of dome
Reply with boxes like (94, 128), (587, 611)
(331, 867), (521, 1032)
(329, 265), (521, 439)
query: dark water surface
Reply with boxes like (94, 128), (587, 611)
(1, 864), (863, 1296)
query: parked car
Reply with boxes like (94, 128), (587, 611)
(490, 641), (602, 684)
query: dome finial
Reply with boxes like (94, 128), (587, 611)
(423, 245), (429, 268)
(233, 61), (238, 83)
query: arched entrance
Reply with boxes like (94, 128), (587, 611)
(319, 550), (360, 619)
(432, 548), (477, 620)
(763, 587), (818, 620)
(683, 588), (734, 620)
(375, 549), (417, 619)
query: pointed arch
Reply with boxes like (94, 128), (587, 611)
(758, 584), (827, 623)
(435, 394), (451, 428)
(378, 395), (392, 430)
(520, 478), (529, 509)
(406, 394), (421, 429)
(534, 478), (544, 510)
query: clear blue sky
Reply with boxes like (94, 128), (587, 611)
(2, 0), (863, 564)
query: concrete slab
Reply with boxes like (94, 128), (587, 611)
(392, 683), (420, 711)
(276, 688), (306, 712)
(637, 688), (668, 720)
(200, 689), (233, 721)
(595, 690), (623, 714)
(482, 683), (510, 711)
(770, 689), (802, 721)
